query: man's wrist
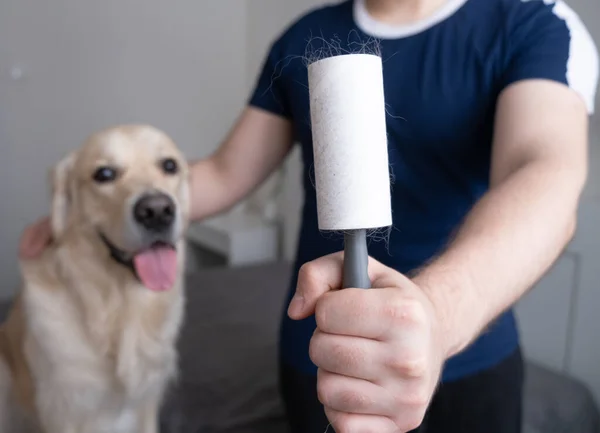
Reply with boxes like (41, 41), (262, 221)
(412, 258), (489, 360)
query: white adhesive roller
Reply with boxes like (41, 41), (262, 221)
(308, 53), (392, 288)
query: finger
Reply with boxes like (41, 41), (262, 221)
(288, 253), (398, 320)
(317, 368), (396, 417)
(315, 286), (426, 341)
(310, 330), (385, 382)
(364, 256), (409, 288)
(324, 407), (398, 433)
(288, 252), (344, 319)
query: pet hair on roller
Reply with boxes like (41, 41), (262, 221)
(308, 53), (392, 289)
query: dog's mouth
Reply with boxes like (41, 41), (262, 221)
(99, 233), (178, 292)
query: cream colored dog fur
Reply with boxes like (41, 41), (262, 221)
(0, 125), (190, 433)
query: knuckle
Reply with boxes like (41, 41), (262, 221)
(388, 348), (428, 379)
(333, 415), (359, 433)
(392, 379), (431, 408)
(315, 292), (339, 330)
(404, 386), (430, 407)
(397, 410), (427, 432)
(400, 298), (427, 325)
(382, 296), (403, 321)
(383, 296), (426, 328)
(401, 356), (428, 379)
(316, 378), (332, 407)
(314, 296), (328, 328)
(308, 334), (322, 366)
(399, 418), (423, 432)
(298, 261), (321, 288)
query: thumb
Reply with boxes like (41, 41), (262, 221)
(288, 252), (343, 320)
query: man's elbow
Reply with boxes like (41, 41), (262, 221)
(558, 163), (587, 246)
(565, 213), (578, 243)
(563, 179), (585, 245)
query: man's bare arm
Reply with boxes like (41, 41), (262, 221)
(412, 80), (589, 358)
(189, 106), (294, 221)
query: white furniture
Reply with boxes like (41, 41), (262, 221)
(185, 211), (280, 270)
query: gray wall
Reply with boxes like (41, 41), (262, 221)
(0, 0), (598, 291)
(574, 0), (600, 202)
(0, 0), (249, 295)
(246, 0), (325, 260)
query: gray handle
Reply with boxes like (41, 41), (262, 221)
(343, 229), (371, 289)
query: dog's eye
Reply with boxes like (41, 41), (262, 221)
(92, 166), (118, 183)
(161, 158), (178, 175)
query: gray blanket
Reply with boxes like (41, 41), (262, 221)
(160, 262), (291, 433)
(1, 262), (598, 433)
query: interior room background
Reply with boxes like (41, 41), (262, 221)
(1, 0), (599, 403)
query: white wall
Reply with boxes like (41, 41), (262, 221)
(0, 0), (249, 295)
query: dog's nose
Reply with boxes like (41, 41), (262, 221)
(133, 193), (175, 232)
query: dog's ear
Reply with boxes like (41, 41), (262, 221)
(49, 151), (77, 239)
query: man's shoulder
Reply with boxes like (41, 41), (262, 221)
(489, 0), (591, 38)
(456, 0), (588, 37)
(496, 0), (597, 112)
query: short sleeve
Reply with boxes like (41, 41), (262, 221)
(501, 0), (599, 114)
(248, 38), (293, 119)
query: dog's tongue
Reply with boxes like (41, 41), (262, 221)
(133, 245), (178, 292)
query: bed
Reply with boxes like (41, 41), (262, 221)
(1, 262), (598, 432)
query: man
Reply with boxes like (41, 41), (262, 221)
(19, 0), (598, 431)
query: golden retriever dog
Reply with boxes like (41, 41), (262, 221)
(0, 125), (190, 432)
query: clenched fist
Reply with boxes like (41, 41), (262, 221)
(288, 253), (450, 433)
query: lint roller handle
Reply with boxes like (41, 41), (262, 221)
(342, 229), (371, 289)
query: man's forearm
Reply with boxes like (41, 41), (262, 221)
(188, 158), (241, 222)
(186, 107), (294, 223)
(412, 159), (586, 358)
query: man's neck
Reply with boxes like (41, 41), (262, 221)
(364, 0), (447, 25)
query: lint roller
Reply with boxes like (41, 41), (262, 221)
(308, 53), (392, 289)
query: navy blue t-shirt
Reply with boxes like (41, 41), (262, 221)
(249, 0), (598, 382)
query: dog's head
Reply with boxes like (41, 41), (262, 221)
(50, 125), (190, 292)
